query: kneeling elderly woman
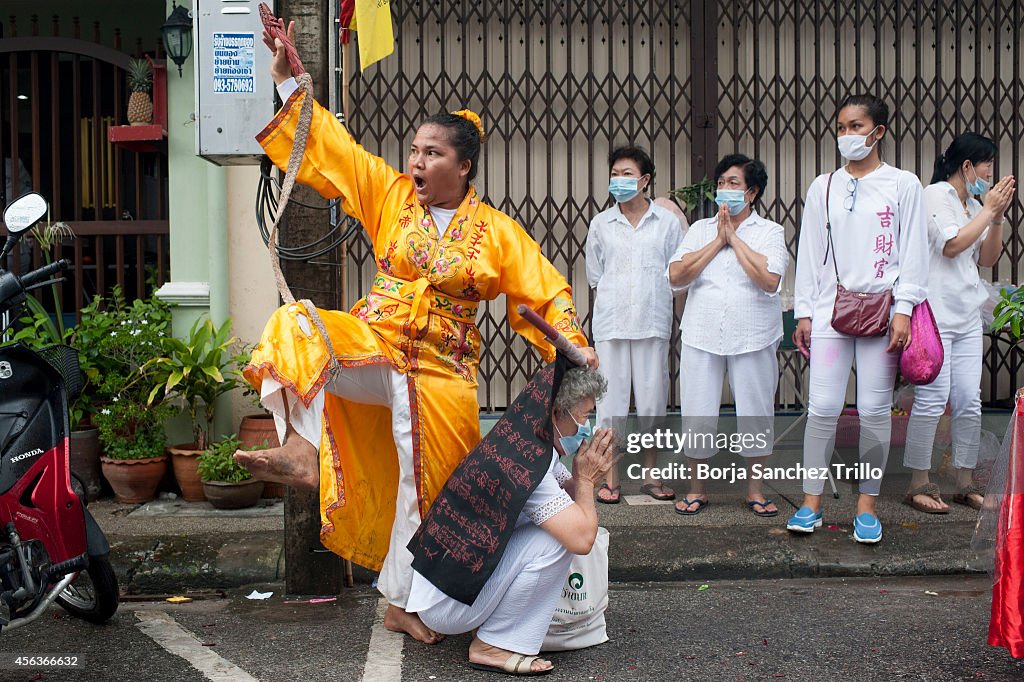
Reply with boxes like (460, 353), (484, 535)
(406, 366), (614, 675)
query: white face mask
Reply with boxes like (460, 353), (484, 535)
(837, 126), (879, 161)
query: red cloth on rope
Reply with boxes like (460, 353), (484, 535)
(989, 390), (1024, 658)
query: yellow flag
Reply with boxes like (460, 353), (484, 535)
(350, 0), (395, 71)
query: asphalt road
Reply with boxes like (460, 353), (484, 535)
(0, 575), (1020, 682)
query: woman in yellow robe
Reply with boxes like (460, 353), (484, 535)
(238, 22), (595, 643)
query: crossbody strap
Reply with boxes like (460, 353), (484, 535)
(822, 172), (841, 285)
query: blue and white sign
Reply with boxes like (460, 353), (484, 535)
(212, 32), (255, 94)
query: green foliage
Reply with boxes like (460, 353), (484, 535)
(85, 288), (173, 458)
(992, 285), (1024, 339)
(145, 317), (243, 450)
(669, 177), (716, 218)
(197, 434), (263, 483)
(127, 58), (152, 93)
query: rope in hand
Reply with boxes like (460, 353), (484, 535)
(265, 72), (341, 375)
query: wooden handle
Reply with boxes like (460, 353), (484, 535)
(515, 304), (588, 367)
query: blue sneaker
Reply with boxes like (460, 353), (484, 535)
(853, 513), (882, 544)
(786, 506), (823, 533)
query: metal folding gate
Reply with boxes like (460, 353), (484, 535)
(333, 1), (1023, 410)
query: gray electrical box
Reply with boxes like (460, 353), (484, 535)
(194, 0), (277, 165)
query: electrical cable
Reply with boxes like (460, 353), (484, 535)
(255, 156), (360, 261)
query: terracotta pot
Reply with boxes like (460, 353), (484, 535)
(202, 479), (265, 510)
(100, 455), (167, 504)
(69, 428), (103, 502)
(168, 444), (206, 502)
(238, 414), (284, 498)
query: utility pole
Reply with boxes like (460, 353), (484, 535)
(277, 0), (344, 596)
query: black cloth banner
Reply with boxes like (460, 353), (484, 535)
(408, 353), (570, 605)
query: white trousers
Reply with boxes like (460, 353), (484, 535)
(801, 335), (898, 496)
(417, 524), (572, 655)
(679, 343), (779, 458)
(595, 338), (669, 430)
(261, 363), (418, 609)
(904, 329), (983, 471)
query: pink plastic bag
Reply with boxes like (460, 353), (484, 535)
(899, 300), (944, 385)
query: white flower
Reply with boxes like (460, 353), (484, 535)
(112, 397), (119, 402)
(101, 408), (111, 415)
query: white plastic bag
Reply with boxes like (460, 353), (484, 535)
(542, 527), (609, 651)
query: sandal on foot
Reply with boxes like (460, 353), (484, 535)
(596, 483), (620, 505)
(902, 482), (948, 514)
(640, 483), (676, 501)
(952, 483), (985, 510)
(469, 653), (552, 676)
(674, 497), (708, 515)
(746, 498), (779, 517)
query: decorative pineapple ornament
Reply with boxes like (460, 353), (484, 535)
(127, 58), (153, 126)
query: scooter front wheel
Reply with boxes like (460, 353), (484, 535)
(55, 554), (119, 624)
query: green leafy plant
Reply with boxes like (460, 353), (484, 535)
(669, 177), (716, 219)
(145, 317), (243, 450)
(197, 434), (263, 483)
(87, 288), (174, 458)
(992, 285), (1024, 338)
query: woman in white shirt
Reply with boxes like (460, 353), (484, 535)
(586, 147), (685, 504)
(407, 367), (613, 675)
(788, 95), (929, 544)
(667, 154), (789, 517)
(903, 133), (1016, 513)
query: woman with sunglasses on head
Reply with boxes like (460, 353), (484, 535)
(788, 95), (929, 543)
(902, 134), (1015, 514)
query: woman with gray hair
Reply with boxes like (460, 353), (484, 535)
(406, 366), (615, 675)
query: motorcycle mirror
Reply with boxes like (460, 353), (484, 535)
(1, 192), (48, 262)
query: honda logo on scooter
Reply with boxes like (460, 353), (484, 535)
(11, 449), (43, 464)
(0, 361), (11, 379)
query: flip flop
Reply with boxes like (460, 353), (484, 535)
(596, 483), (620, 505)
(640, 483), (676, 501)
(469, 653), (553, 676)
(746, 498), (779, 517)
(902, 482), (949, 514)
(952, 483), (985, 511)
(674, 497), (708, 515)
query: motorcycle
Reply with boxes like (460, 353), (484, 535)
(0, 192), (118, 633)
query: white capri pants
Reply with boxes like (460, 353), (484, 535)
(802, 335), (898, 496)
(904, 329), (983, 471)
(416, 524), (572, 655)
(260, 361), (418, 609)
(679, 342), (779, 459)
(595, 338), (669, 430)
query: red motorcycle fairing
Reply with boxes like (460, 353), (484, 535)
(0, 437), (87, 571)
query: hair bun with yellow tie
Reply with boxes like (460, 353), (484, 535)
(452, 109), (486, 143)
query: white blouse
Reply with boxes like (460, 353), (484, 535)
(405, 450), (573, 614)
(922, 182), (989, 334)
(586, 201), (685, 342)
(669, 211), (789, 356)
(794, 164), (929, 337)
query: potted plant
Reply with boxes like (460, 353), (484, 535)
(126, 58), (153, 126)
(146, 317), (242, 501)
(8, 220), (108, 499)
(197, 435), (264, 509)
(90, 288), (174, 504)
(235, 344), (283, 498)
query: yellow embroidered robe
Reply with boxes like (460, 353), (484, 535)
(247, 89), (588, 571)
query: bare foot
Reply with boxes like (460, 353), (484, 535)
(908, 492), (949, 513)
(468, 636), (552, 674)
(233, 434), (318, 490)
(383, 604), (444, 644)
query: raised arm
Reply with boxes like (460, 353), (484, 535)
(499, 221), (590, 364)
(257, 21), (403, 240)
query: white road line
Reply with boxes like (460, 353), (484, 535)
(361, 598), (404, 682)
(135, 610), (259, 682)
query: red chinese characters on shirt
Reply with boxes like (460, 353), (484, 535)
(873, 205), (895, 279)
